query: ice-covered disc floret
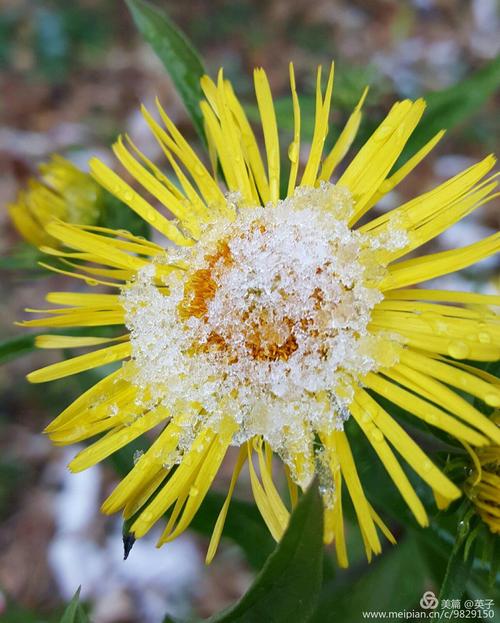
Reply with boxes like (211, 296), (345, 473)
(122, 183), (406, 485)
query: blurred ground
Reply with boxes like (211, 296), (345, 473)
(0, 1), (499, 621)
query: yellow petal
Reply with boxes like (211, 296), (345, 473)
(355, 388), (461, 501)
(90, 158), (193, 246)
(254, 68), (280, 203)
(206, 447), (247, 564)
(334, 430), (381, 555)
(28, 341), (130, 383)
(351, 397), (428, 526)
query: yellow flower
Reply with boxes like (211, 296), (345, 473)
(21, 64), (500, 567)
(465, 412), (500, 534)
(8, 155), (101, 247)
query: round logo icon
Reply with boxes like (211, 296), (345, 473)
(420, 591), (439, 610)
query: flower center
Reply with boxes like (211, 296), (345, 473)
(122, 183), (405, 484)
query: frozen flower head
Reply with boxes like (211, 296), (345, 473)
(8, 155), (101, 248)
(22, 64), (500, 567)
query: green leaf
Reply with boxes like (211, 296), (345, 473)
(487, 532), (500, 587)
(400, 55), (500, 164)
(59, 588), (89, 623)
(0, 334), (40, 365)
(311, 537), (428, 623)
(125, 0), (206, 139)
(0, 600), (62, 623)
(439, 533), (476, 602)
(0, 243), (47, 273)
(204, 480), (323, 623)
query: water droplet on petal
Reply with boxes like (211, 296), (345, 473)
(422, 460), (433, 472)
(435, 322), (448, 334)
(427, 413), (439, 425)
(133, 449), (144, 465)
(288, 142), (299, 163)
(377, 125), (392, 139)
(448, 340), (470, 359)
(478, 331), (491, 344)
(485, 393), (500, 407)
(371, 429), (383, 442)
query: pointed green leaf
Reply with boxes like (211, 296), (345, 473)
(0, 243), (46, 272)
(311, 537), (429, 622)
(60, 587), (89, 623)
(439, 534), (476, 602)
(487, 533), (500, 587)
(125, 0), (206, 139)
(400, 55), (500, 164)
(205, 480), (323, 623)
(0, 334), (40, 365)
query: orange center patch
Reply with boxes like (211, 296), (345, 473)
(179, 237), (323, 362)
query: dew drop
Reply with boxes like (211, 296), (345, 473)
(85, 278), (98, 287)
(371, 429), (383, 442)
(468, 488), (478, 501)
(485, 393), (500, 407)
(133, 449), (144, 465)
(477, 331), (491, 344)
(457, 519), (469, 537)
(419, 312), (446, 333)
(189, 485), (199, 497)
(377, 125), (392, 139)
(426, 413), (439, 425)
(361, 412), (371, 424)
(287, 141), (299, 163)
(434, 321), (448, 334)
(422, 459), (433, 472)
(448, 340), (470, 359)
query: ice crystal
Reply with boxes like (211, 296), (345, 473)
(121, 184), (406, 486)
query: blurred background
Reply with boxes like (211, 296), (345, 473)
(0, 1), (499, 621)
